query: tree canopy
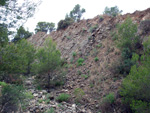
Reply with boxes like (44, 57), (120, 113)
(69, 4), (86, 21)
(0, 0), (42, 38)
(57, 4), (85, 30)
(0, 23), (8, 47)
(103, 6), (122, 17)
(57, 17), (74, 30)
(0, 39), (35, 75)
(35, 37), (61, 88)
(12, 26), (32, 42)
(35, 22), (55, 33)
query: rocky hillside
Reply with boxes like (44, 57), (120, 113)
(28, 8), (150, 113)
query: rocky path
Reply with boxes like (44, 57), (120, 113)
(24, 76), (83, 113)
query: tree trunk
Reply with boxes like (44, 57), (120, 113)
(47, 72), (50, 93)
(26, 63), (30, 76)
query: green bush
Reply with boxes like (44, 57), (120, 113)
(44, 107), (55, 113)
(99, 16), (104, 22)
(94, 57), (99, 62)
(100, 93), (115, 113)
(77, 58), (84, 66)
(44, 99), (50, 104)
(57, 17), (74, 30)
(0, 81), (7, 86)
(103, 93), (115, 104)
(120, 63), (150, 112)
(81, 74), (88, 79)
(72, 52), (77, 57)
(73, 88), (85, 102)
(96, 43), (102, 48)
(56, 93), (70, 102)
(113, 17), (139, 75)
(89, 25), (98, 33)
(120, 37), (150, 113)
(115, 17), (138, 51)
(0, 84), (27, 112)
(24, 91), (34, 99)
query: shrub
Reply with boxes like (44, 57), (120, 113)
(72, 52), (76, 57)
(81, 74), (88, 79)
(24, 91), (34, 99)
(120, 37), (150, 113)
(113, 17), (139, 75)
(44, 99), (50, 104)
(94, 57), (99, 62)
(120, 63), (150, 112)
(44, 107), (55, 113)
(0, 81), (7, 87)
(56, 93), (70, 102)
(102, 93), (115, 104)
(73, 88), (85, 102)
(77, 58), (84, 66)
(100, 93), (115, 113)
(57, 17), (74, 30)
(0, 84), (27, 113)
(96, 43), (102, 48)
(77, 70), (82, 75)
(115, 17), (138, 51)
(89, 25), (98, 33)
(99, 16), (104, 22)
(38, 99), (43, 103)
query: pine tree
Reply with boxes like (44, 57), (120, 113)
(35, 37), (61, 89)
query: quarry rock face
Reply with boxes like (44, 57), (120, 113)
(27, 8), (150, 113)
(28, 8), (150, 62)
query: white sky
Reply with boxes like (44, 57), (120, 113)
(24, 0), (150, 32)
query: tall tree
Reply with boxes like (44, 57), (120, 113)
(0, 0), (42, 38)
(35, 37), (61, 89)
(103, 6), (122, 17)
(35, 22), (55, 33)
(16, 39), (36, 75)
(120, 36), (150, 113)
(12, 26), (32, 42)
(0, 23), (8, 47)
(69, 4), (85, 21)
(0, 39), (35, 79)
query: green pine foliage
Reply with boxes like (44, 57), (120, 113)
(0, 39), (35, 75)
(102, 93), (115, 104)
(35, 37), (61, 74)
(56, 93), (70, 102)
(103, 6), (122, 17)
(57, 17), (74, 30)
(115, 17), (138, 51)
(35, 22), (55, 33)
(77, 58), (84, 66)
(13, 26), (32, 42)
(73, 88), (85, 102)
(57, 4), (85, 30)
(120, 37), (150, 113)
(35, 37), (61, 88)
(0, 0), (8, 6)
(0, 83), (27, 113)
(69, 4), (86, 22)
(0, 24), (8, 47)
(113, 17), (139, 75)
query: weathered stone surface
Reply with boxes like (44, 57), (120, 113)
(25, 8), (150, 113)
